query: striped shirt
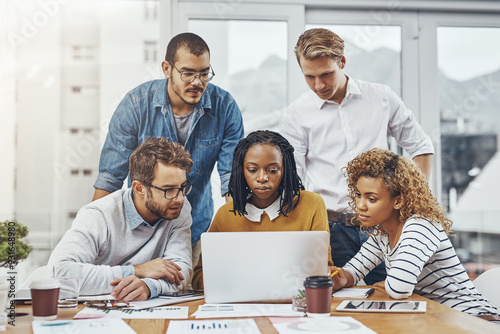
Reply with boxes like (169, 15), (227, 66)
(343, 216), (499, 316)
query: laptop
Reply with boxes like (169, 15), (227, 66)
(201, 231), (329, 303)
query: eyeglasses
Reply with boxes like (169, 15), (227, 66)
(144, 181), (193, 199)
(172, 65), (215, 83)
(84, 299), (130, 310)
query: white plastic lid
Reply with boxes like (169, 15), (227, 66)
(30, 278), (60, 290)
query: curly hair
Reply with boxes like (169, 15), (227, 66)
(343, 148), (453, 236)
(228, 130), (304, 217)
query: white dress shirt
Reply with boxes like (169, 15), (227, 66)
(280, 78), (434, 213)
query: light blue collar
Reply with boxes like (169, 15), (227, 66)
(124, 188), (158, 229)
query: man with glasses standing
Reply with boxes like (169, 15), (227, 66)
(49, 138), (193, 301)
(92, 33), (244, 271)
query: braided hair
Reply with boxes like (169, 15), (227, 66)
(229, 130), (304, 217)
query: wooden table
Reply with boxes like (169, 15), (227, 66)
(8, 287), (500, 333)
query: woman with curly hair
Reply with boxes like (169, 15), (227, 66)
(330, 148), (499, 320)
(191, 130), (333, 289)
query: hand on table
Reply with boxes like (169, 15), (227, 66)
(134, 258), (184, 285)
(110, 275), (150, 302)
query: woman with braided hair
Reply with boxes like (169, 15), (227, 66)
(191, 130), (333, 289)
(330, 148), (500, 320)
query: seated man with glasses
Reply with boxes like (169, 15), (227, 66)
(48, 138), (193, 301)
(92, 32), (244, 275)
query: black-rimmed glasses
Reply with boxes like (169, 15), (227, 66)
(173, 65), (215, 83)
(144, 181), (193, 199)
(84, 300), (130, 310)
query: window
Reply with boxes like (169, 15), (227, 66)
(72, 45), (97, 60)
(144, 40), (158, 63)
(189, 19), (288, 132)
(144, 0), (158, 21)
(437, 25), (500, 276)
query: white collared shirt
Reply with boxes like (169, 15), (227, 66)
(280, 78), (434, 213)
(244, 196), (281, 222)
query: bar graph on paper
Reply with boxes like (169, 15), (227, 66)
(166, 319), (260, 333)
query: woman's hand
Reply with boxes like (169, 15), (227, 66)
(328, 266), (349, 291)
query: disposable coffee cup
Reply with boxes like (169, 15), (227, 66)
(30, 278), (60, 320)
(304, 276), (333, 317)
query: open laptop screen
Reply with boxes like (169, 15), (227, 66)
(201, 231), (329, 303)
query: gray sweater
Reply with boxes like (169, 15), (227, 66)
(47, 188), (192, 298)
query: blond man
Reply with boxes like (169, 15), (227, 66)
(280, 28), (434, 285)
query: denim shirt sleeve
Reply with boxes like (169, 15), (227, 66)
(216, 96), (244, 196)
(94, 92), (140, 192)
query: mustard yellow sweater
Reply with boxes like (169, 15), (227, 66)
(191, 190), (333, 290)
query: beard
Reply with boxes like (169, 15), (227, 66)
(170, 75), (205, 106)
(145, 195), (183, 221)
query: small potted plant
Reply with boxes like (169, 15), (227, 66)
(292, 288), (307, 312)
(0, 220), (32, 269)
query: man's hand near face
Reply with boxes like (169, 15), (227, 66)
(110, 275), (150, 302)
(133, 258), (185, 285)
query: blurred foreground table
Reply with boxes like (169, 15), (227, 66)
(8, 287), (499, 333)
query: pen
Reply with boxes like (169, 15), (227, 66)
(329, 270), (339, 278)
(364, 288), (375, 298)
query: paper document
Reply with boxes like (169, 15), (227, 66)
(74, 306), (189, 319)
(33, 318), (136, 334)
(270, 317), (378, 334)
(333, 288), (375, 298)
(192, 303), (304, 318)
(167, 319), (260, 334)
